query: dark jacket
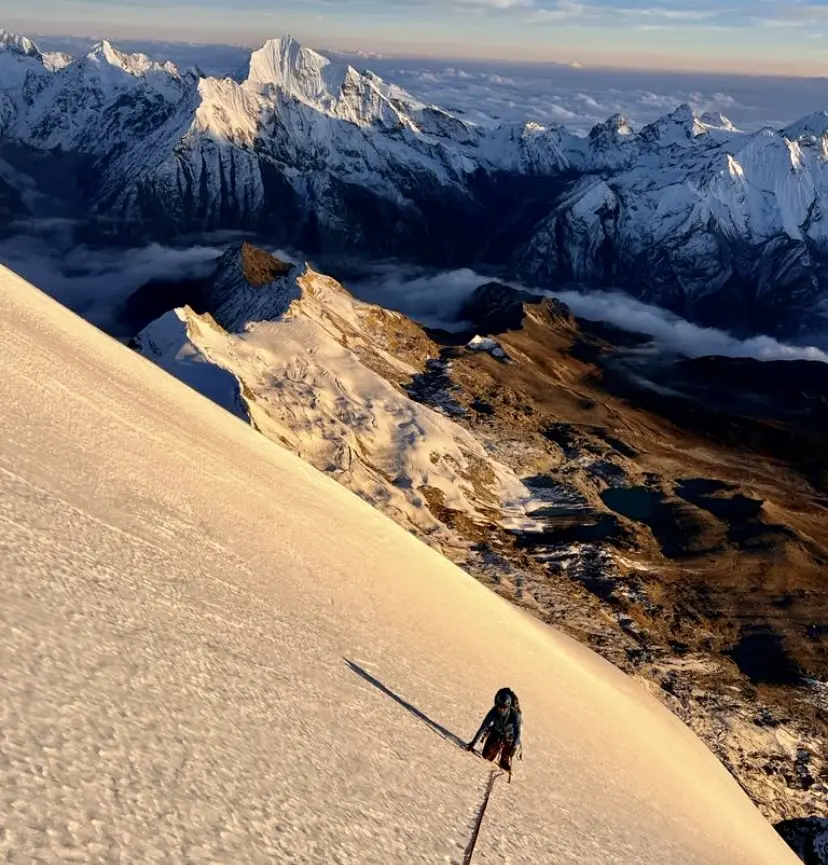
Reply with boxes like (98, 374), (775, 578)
(471, 705), (522, 749)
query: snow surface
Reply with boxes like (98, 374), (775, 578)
(129, 307), (250, 423)
(467, 335), (508, 359)
(0, 269), (800, 863)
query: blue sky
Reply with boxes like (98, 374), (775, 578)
(6, 0), (828, 73)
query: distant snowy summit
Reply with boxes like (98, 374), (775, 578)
(2, 29), (828, 336)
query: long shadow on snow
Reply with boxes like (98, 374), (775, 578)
(344, 659), (467, 750)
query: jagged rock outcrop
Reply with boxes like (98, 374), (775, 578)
(460, 281), (575, 333)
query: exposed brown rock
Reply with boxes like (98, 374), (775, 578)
(239, 241), (293, 286)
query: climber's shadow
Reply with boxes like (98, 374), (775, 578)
(344, 658), (467, 750)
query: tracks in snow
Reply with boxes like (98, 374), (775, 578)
(463, 767), (505, 865)
(344, 660), (509, 863)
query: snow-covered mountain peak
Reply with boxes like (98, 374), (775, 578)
(784, 109), (828, 141)
(478, 120), (581, 174)
(84, 40), (181, 81)
(244, 36), (347, 102)
(588, 114), (635, 154)
(0, 28), (51, 117)
(584, 113), (638, 168)
(240, 35), (432, 129)
(133, 250), (544, 548)
(640, 103), (711, 145)
(591, 112), (634, 139)
(736, 125), (806, 179)
(0, 29), (41, 59)
(194, 244), (424, 347)
(192, 76), (262, 144)
(701, 111), (737, 132)
(87, 40), (124, 67)
(671, 103), (699, 125)
(15, 36), (190, 150)
(0, 29), (67, 72)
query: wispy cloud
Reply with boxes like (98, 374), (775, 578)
(350, 265), (828, 363)
(757, 1), (828, 27)
(527, 0), (722, 24)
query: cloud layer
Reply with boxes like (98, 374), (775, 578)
(349, 265), (828, 363)
(0, 224), (227, 337)
(345, 55), (828, 134)
(3, 225), (827, 374)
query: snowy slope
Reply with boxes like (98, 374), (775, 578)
(132, 257), (541, 552)
(0, 267), (799, 864)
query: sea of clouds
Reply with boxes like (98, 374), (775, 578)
(338, 56), (828, 135)
(349, 264), (828, 363)
(5, 223), (827, 364)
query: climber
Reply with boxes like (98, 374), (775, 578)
(466, 687), (522, 772)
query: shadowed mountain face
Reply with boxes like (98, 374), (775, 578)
(601, 352), (828, 495)
(777, 818), (828, 865)
(126, 245), (828, 831)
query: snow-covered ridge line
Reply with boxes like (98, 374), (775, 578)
(4, 26), (826, 146)
(132, 249), (545, 549)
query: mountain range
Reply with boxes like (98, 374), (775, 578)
(1, 29), (828, 338)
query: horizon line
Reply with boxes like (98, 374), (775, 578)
(10, 24), (828, 81)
